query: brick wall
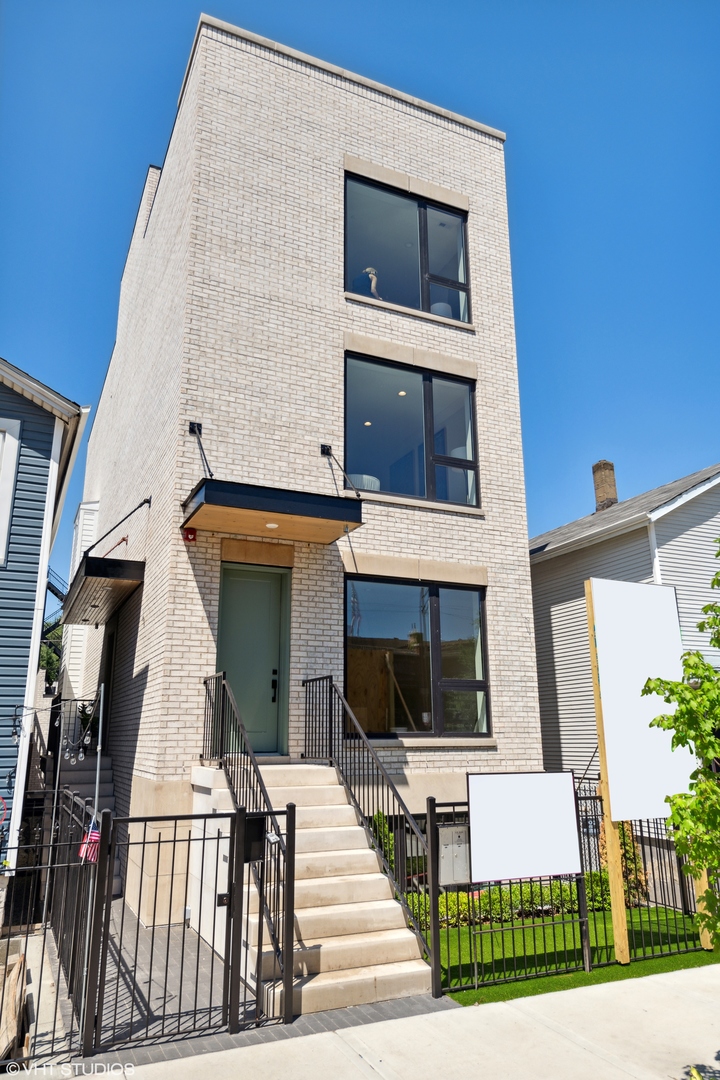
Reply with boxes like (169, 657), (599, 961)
(78, 19), (543, 809)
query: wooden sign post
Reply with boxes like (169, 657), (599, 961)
(694, 870), (715, 952)
(585, 579), (630, 964)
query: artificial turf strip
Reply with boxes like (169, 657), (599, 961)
(448, 947), (720, 1006)
(440, 907), (701, 989)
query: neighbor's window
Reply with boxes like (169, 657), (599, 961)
(346, 577), (489, 737)
(345, 355), (478, 506)
(345, 176), (470, 323)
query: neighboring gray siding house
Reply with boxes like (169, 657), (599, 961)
(530, 461), (720, 781)
(0, 358), (88, 855)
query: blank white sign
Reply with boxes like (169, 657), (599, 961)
(468, 771), (582, 882)
(589, 578), (694, 821)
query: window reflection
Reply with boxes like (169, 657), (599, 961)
(346, 580), (432, 735)
(439, 588), (484, 681)
(429, 284), (469, 323)
(427, 208), (466, 283)
(433, 379), (473, 461)
(442, 690), (488, 734)
(345, 179), (421, 311)
(434, 466), (477, 506)
(346, 358), (426, 498)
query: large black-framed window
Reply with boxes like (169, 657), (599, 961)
(345, 354), (479, 507)
(345, 175), (470, 324)
(345, 576), (490, 738)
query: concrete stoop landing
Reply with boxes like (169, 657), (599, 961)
(258, 763), (431, 1015)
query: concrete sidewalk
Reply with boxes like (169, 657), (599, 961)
(129, 965), (720, 1080)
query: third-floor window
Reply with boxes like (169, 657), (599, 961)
(345, 175), (470, 323)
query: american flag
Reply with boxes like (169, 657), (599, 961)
(79, 822), (101, 864)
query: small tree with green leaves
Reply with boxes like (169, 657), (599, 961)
(642, 539), (720, 948)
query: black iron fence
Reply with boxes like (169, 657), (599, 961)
(0, 788), (296, 1065)
(0, 790), (97, 1062)
(303, 675), (430, 955)
(426, 790), (709, 993)
(425, 799), (592, 992)
(576, 786), (704, 962)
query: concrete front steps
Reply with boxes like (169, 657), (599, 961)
(258, 762), (430, 1015)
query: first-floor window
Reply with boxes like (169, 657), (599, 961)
(346, 576), (490, 737)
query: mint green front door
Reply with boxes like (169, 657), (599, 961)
(217, 565), (289, 754)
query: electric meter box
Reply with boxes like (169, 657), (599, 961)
(438, 825), (469, 887)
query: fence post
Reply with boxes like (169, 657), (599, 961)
(283, 803), (296, 1024)
(426, 797), (442, 998)
(327, 678), (333, 762)
(81, 809), (112, 1057)
(228, 806), (246, 1034)
(576, 873), (592, 973)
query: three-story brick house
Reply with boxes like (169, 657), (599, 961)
(62, 21), (543, 1007)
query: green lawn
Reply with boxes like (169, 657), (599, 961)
(448, 947), (720, 1006)
(440, 906), (705, 990)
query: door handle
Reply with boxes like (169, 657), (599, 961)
(271, 678), (277, 703)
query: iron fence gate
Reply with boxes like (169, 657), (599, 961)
(0, 792), (295, 1065)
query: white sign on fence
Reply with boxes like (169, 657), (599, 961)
(587, 577), (694, 821)
(467, 771), (582, 882)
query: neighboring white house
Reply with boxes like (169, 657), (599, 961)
(529, 460), (720, 780)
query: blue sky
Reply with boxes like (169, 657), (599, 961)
(1, 1), (719, 584)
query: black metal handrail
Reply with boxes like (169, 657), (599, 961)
(303, 675), (430, 953)
(203, 672), (285, 851)
(202, 672), (295, 1018)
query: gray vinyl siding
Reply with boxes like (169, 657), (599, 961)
(655, 486), (720, 667)
(0, 383), (55, 817)
(531, 529), (653, 779)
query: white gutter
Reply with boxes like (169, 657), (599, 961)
(529, 513), (649, 564)
(52, 404), (90, 548)
(648, 471), (720, 522)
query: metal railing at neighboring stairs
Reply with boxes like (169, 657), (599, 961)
(202, 672), (296, 1024)
(47, 567), (68, 603)
(303, 675), (430, 956)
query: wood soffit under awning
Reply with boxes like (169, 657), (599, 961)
(62, 555), (145, 626)
(182, 479), (363, 545)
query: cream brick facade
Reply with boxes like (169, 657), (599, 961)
(77, 17), (543, 816)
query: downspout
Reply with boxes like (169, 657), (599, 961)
(647, 518), (662, 585)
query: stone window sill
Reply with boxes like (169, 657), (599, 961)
(342, 489), (484, 518)
(345, 292), (475, 331)
(369, 737), (497, 750)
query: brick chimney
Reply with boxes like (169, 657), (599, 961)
(592, 460), (618, 511)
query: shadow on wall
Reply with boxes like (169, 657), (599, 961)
(105, 587), (148, 821)
(531, 588), (564, 773)
(183, 532), (222, 654)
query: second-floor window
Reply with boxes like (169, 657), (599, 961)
(345, 175), (470, 323)
(345, 354), (479, 506)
